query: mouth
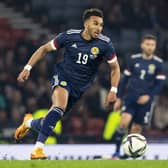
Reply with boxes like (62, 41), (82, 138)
(94, 32), (100, 37)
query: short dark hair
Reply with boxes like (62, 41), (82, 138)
(82, 8), (103, 22)
(141, 34), (157, 42)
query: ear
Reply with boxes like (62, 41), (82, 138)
(140, 42), (143, 50)
(84, 20), (89, 28)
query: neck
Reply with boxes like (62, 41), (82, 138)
(82, 29), (92, 40)
(142, 53), (153, 60)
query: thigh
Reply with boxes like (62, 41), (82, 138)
(134, 101), (153, 125)
(121, 98), (135, 119)
(51, 86), (69, 111)
(120, 98), (136, 128)
(50, 71), (71, 111)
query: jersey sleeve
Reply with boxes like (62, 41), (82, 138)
(104, 41), (117, 63)
(50, 32), (66, 50)
(155, 63), (166, 80)
(123, 56), (134, 77)
(150, 62), (166, 96)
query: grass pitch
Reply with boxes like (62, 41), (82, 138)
(0, 160), (168, 168)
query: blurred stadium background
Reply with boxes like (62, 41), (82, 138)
(0, 0), (168, 158)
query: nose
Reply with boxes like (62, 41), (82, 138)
(97, 26), (102, 33)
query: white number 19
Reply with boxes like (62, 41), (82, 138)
(76, 53), (88, 65)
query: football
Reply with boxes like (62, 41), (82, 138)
(122, 134), (147, 158)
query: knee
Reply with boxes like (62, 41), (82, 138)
(51, 104), (66, 112)
(119, 113), (132, 129)
(130, 124), (142, 134)
(119, 121), (129, 129)
(50, 106), (65, 117)
(51, 97), (67, 112)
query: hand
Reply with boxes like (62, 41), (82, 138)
(17, 69), (30, 82)
(105, 91), (117, 107)
(113, 98), (122, 111)
(137, 95), (150, 105)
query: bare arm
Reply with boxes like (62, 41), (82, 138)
(17, 41), (55, 82)
(27, 41), (54, 67)
(105, 60), (120, 106)
(109, 60), (120, 89)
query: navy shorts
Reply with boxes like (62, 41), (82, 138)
(122, 95), (153, 125)
(50, 71), (83, 113)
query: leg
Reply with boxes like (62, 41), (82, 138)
(30, 118), (43, 132)
(131, 101), (153, 134)
(14, 85), (69, 140)
(30, 86), (71, 132)
(113, 112), (132, 157)
(31, 86), (69, 159)
(119, 102), (152, 159)
(36, 86), (68, 144)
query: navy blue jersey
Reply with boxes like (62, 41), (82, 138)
(118, 53), (166, 99)
(50, 29), (117, 92)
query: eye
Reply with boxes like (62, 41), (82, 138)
(93, 21), (98, 25)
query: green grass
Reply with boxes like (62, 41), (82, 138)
(0, 160), (168, 168)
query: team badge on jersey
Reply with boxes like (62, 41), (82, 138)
(90, 47), (99, 59)
(60, 81), (67, 86)
(148, 64), (156, 74)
